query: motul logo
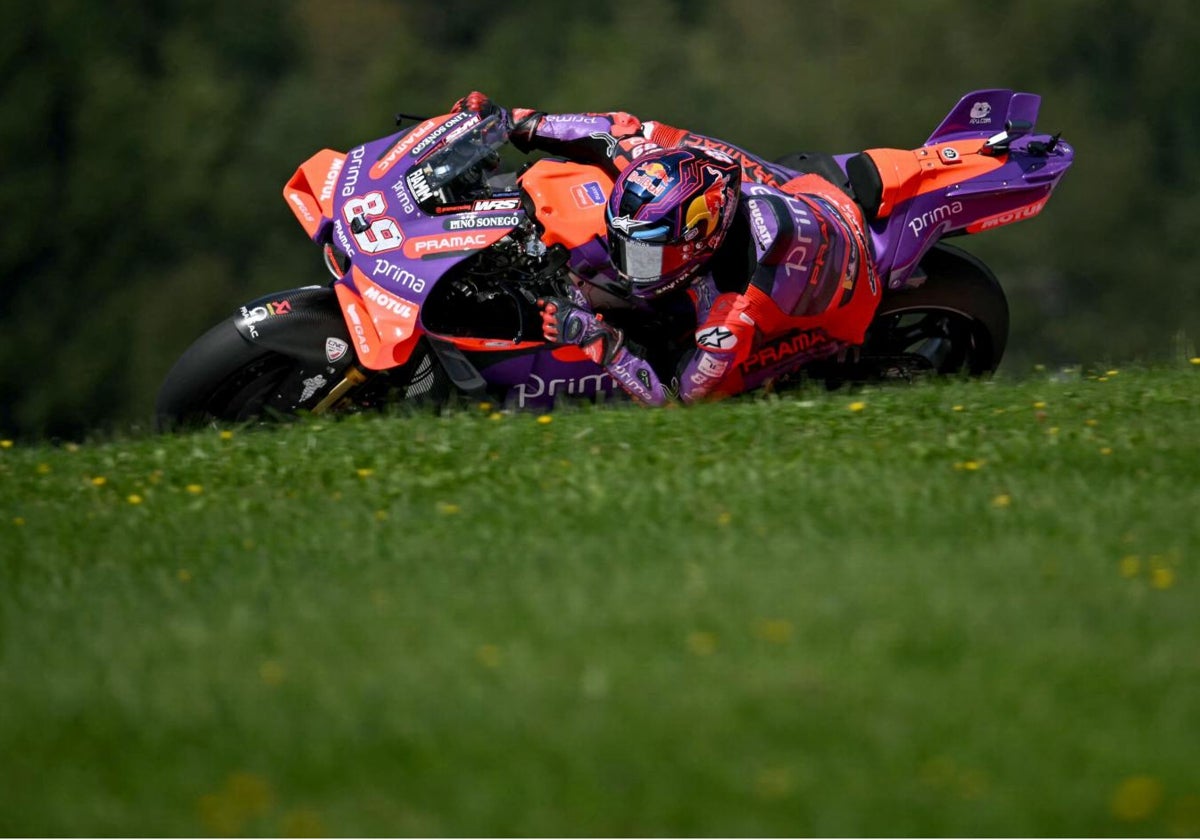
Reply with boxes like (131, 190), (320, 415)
(969, 198), (1048, 233)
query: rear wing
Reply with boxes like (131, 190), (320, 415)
(925, 89), (1041, 144)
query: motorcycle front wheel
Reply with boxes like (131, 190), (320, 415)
(155, 317), (348, 431)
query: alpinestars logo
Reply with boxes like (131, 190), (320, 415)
(696, 326), (736, 350)
(609, 215), (652, 234)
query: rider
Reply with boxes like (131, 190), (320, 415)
(451, 91), (882, 405)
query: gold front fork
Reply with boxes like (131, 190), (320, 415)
(310, 367), (368, 415)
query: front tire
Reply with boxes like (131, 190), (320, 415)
(155, 317), (342, 431)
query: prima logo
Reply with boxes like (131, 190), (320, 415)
(341, 145), (366, 197)
(908, 200), (964, 237)
(512, 372), (615, 407)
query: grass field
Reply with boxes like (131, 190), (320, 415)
(2, 364), (1199, 836)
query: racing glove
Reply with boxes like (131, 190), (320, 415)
(538, 297), (624, 366)
(451, 91), (542, 150)
(538, 297), (667, 405)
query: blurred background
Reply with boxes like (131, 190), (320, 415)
(2, 0), (1197, 440)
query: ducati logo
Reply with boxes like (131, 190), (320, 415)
(325, 337), (350, 363)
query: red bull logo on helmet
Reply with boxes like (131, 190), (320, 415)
(684, 167), (731, 238)
(627, 161), (672, 197)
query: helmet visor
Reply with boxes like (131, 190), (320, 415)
(609, 236), (693, 285)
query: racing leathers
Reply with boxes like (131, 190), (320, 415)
(509, 106), (883, 405)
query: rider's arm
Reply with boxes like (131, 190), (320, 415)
(539, 292), (668, 406)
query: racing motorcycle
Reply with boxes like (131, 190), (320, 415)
(155, 89), (1074, 427)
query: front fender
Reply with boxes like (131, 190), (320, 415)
(233, 285), (355, 372)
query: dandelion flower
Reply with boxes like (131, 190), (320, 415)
(0, 440), (12, 449)
(260, 661), (286, 686)
(478, 401), (493, 412)
(1033, 401), (1047, 409)
(436, 501), (461, 515)
(992, 494), (1012, 508)
(127, 494), (144, 505)
(489, 412), (504, 421)
(1191, 357), (1200, 366)
(355, 468), (374, 479)
(755, 619), (793, 644)
(1085, 418), (1098, 427)
(954, 460), (984, 471)
(1100, 447), (1113, 456)
(1106, 369), (1119, 376)
(186, 483), (203, 494)
(1111, 775), (1164, 822)
(91, 476), (107, 487)
(952, 405), (964, 412)
(219, 430), (234, 441)
(848, 401), (867, 412)
(687, 631), (717, 656)
(1151, 567), (1176, 590)
(537, 414), (553, 424)
(36, 463), (51, 474)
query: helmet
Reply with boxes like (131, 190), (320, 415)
(605, 147), (741, 298)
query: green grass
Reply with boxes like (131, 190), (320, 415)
(2, 365), (1199, 836)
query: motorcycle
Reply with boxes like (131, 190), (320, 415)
(155, 89), (1074, 428)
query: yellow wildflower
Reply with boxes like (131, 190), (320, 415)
(1106, 369), (1119, 376)
(127, 494), (144, 505)
(848, 401), (867, 412)
(186, 483), (203, 494)
(36, 463), (50, 474)
(1100, 447), (1113, 456)
(489, 412), (504, 421)
(717, 511), (732, 526)
(0, 440), (12, 449)
(178, 569), (192, 583)
(1111, 775), (1164, 822)
(219, 430), (234, 441)
(954, 460), (984, 471)
(952, 405), (964, 412)
(687, 631), (717, 656)
(537, 414), (553, 424)
(992, 494), (1012, 509)
(755, 619), (793, 644)
(436, 501), (461, 515)
(1191, 357), (1200, 366)
(1151, 567), (1176, 590)
(478, 401), (493, 412)
(260, 661), (286, 686)
(355, 468), (374, 479)
(1033, 401), (1047, 409)
(91, 476), (107, 487)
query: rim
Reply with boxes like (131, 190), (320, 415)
(862, 307), (994, 377)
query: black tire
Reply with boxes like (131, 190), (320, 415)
(155, 317), (339, 431)
(862, 243), (1009, 376)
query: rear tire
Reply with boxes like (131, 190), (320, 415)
(866, 243), (1009, 376)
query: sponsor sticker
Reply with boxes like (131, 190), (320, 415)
(325, 337), (349, 363)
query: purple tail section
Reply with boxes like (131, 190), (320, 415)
(925, 90), (1042, 144)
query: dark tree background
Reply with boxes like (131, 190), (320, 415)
(3, 0), (1197, 439)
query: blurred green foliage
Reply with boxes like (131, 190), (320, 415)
(2, 0), (1198, 438)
